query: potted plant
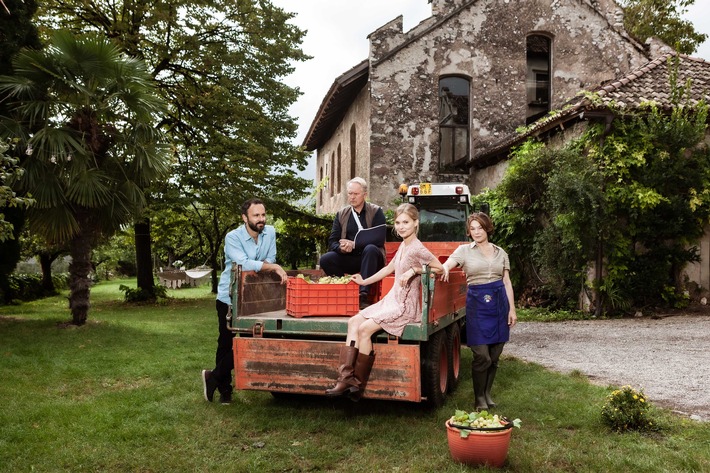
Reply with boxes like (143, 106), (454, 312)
(445, 410), (522, 468)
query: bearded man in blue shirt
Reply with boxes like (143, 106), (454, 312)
(201, 198), (287, 404)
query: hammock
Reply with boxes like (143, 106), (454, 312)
(185, 266), (211, 279)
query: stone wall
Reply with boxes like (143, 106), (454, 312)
(315, 85), (371, 213)
(363, 0), (648, 208)
(683, 133), (710, 295)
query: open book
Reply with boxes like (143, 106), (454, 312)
(353, 224), (387, 249)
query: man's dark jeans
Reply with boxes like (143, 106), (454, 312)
(319, 244), (384, 295)
(212, 300), (235, 395)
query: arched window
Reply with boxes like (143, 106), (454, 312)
(337, 144), (342, 193)
(349, 124), (356, 179)
(329, 153), (335, 197)
(319, 166), (323, 206)
(526, 34), (551, 124)
(438, 76), (470, 169)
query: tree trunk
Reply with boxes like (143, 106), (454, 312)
(39, 252), (57, 294)
(0, 207), (25, 303)
(209, 250), (219, 294)
(209, 208), (222, 294)
(594, 238), (603, 318)
(135, 218), (155, 296)
(69, 216), (94, 326)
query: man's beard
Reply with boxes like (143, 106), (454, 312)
(248, 221), (265, 234)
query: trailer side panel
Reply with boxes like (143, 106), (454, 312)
(234, 338), (422, 401)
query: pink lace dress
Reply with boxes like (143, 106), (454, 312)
(360, 238), (435, 337)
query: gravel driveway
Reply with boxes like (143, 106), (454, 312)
(503, 312), (710, 422)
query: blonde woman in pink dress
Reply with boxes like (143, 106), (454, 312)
(326, 203), (444, 400)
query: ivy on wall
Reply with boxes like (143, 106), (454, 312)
(477, 83), (710, 314)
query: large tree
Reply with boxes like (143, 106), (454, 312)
(0, 0), (41, 302)
(0, 31), (170, 324)
(0, 142), (33, 243)
(0, 0), (41, 83)
(38, 0), (312, 294)
(19, 230), (66, 294)
(620, 0), (707, 54)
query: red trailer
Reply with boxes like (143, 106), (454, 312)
(229, 183), (473, 405)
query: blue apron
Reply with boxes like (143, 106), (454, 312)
(465, 280), (510, 346)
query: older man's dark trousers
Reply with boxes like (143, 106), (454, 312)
(212, 300), (235, 395)
(319, 244), (384, 295)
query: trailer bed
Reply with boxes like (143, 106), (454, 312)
(231, 309), (459, 342)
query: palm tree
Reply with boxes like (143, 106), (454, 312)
(0, 30), (169, 325)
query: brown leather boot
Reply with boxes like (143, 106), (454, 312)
(348, 351), (375, 402)
(325, 342), (359, 397)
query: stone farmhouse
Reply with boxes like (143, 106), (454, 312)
(302, 0), (710, 289)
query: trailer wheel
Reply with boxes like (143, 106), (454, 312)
(422, 330), (448, 407)
(446, 321), (462, 393)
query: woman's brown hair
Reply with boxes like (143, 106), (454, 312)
(466, 212), (494, 238)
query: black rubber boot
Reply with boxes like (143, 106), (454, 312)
(485, 364), (498, 408)
(472, 369), (488, 411)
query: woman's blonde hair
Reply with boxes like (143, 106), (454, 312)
(395, 203), (420, 234)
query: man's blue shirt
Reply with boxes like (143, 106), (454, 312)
(216, 224), (277, 305)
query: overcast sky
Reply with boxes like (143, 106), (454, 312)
(271, 0), (710, 181)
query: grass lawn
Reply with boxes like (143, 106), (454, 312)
(0, 279), (708, 472)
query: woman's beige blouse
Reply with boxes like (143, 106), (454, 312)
(448, 242), (510, 286)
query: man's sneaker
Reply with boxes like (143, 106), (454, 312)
(220, 391), (232, 405)
(201, 369), (217, 402)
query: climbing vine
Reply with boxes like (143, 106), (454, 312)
(483, 90), (710, 314)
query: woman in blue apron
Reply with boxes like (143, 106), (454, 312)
(441, 212), (517, 411)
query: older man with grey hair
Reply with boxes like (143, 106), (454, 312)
(319, 177), (386, 309)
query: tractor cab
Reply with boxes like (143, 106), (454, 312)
(399, 183), (476, 242)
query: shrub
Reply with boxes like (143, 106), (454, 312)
(601, 385), (656, 432)
(52, 273), (69, 290)
(119, 283), (168, 303)
(0, 272), (70, 303)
